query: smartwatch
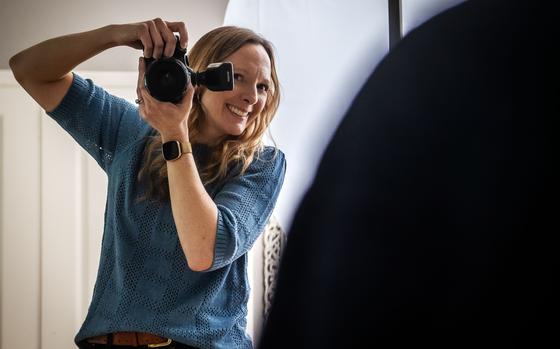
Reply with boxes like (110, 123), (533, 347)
(162, 140), (192, 161)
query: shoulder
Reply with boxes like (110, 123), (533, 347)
(49, 73), (135, 115)
(252, 146), (286, 173)
(257, 145), (285, 160)
(226, 146), (286, 185)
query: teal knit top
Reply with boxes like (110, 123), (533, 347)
(47, 74), (286, 349)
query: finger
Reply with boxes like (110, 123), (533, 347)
(177, 84), (195, 109)
(137, 87), (152, 119)
(147, 20), (165, 59)
(138, 23), (154, 58)
(136, 87), (146, 118)
(140, 83), (162, 109)
(137, 57), (146, 96)
(166, 21), (188, 48)
(154, 18), (176, 57)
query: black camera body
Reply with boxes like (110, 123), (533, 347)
(144, 35), (234, 103)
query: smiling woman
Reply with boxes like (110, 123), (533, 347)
(8, 18), (286, 349)
(200, 44), (272, 141)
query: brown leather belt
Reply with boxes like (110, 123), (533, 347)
(86, 332), (172, 347)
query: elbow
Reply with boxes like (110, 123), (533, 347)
(186, 255), (213, 272)
(181, 233), (215, 272)
(9, 54), (25, 84)
(9, 55), (21, 80)
(177, 219), (218, 272)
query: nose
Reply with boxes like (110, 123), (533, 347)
(241, 84), (258, 105)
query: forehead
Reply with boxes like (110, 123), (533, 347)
(226, 44), (272, 79)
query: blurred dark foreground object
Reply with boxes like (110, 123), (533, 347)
(259, 0), (558, 347)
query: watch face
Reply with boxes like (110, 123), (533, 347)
(163, 141), (181, 161)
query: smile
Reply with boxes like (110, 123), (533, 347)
(227, 104), (249, 118)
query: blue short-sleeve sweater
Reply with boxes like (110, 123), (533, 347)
(47, 73), (286, 349)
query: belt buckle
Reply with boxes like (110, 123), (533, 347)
(147, 338), (173, 348)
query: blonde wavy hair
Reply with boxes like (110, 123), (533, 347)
(138, 26), (281, 201)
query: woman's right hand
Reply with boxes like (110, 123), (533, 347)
(113, 19), (189, 59)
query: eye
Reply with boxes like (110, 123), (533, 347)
(234, 73), (243, 81)
(257, 83), (269, 92)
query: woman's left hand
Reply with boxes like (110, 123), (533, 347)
(136, 57), (195, 141)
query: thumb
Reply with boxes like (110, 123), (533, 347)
(178, 84), (195, 107)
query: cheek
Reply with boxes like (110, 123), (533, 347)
(248, 100), (266, 123)
(202, 92), (230, 114)
(247, 99), (268, 130)
(255, 96), (267, 114)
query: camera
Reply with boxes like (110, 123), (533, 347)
(144, 35), (234, 103)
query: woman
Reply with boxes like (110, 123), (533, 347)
(10, 18), (285, 349)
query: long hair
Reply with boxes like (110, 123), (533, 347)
(137, 26), (281, 201)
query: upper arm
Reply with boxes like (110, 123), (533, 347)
(45, 74), (138, 171)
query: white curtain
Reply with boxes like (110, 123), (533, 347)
(224, 0), (390, 231)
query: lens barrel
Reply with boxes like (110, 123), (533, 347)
(145, 57), (190, 103)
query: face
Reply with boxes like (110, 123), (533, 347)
(198, 43), (272, 145)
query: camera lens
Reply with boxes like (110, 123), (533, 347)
(145, 58), (189, 103)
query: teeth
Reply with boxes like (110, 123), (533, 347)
(227, 104), (249, 118)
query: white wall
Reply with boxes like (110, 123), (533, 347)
(0, 0), (229, 71)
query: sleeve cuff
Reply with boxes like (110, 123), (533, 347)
(47, 73), (90, 122)
(211, 209), (232, 269)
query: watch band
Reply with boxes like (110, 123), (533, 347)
(180, 141), (192, 154)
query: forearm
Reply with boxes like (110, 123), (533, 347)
(10, 25), (119, 84)
(166, 143), (219, 272)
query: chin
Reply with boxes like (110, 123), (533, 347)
(227, 125), (246, 136)
(229, 129), (245, 137)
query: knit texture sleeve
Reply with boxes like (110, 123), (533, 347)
(46, 73), (136, 172)
(209, 147), (286, 271)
